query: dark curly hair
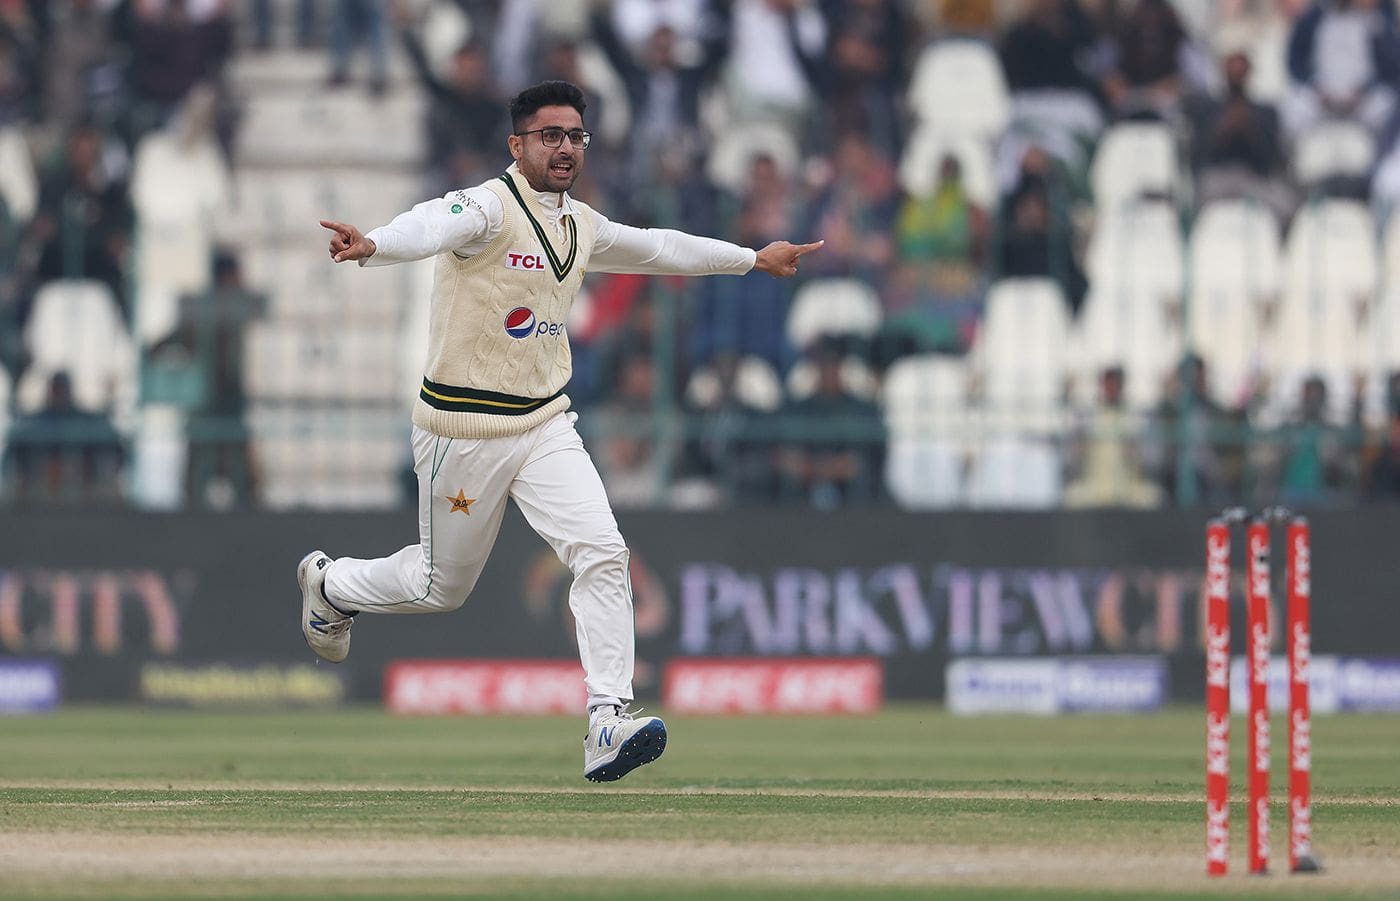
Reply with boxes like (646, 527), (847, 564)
(509, 81), (587, 131)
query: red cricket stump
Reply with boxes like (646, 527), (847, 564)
(1287, 517), (1321, 873)
(1204, 518), (1232, 876)
(1245, 517), (1271, 875)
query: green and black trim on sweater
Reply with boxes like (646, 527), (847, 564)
(499, 174), (578, 282)
(419, 377), (566, 415)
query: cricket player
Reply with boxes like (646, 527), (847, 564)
(305, 80), (821, 782)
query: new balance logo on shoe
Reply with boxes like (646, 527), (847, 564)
(299, 550), (352, 664)
(583, 706), (667, 782)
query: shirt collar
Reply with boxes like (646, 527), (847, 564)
(507, 162), (578, 216)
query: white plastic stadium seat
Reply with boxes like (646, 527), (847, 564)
(881, 354), (972, 508)
(969, 278), (1072, 435)
(906, 39), (1010, 139)
(965, 437), (1062, 509)
(685, 354), (784, 413)
(0, 125), (37, 224)
(1077, 202), (1184, 408)
(1273, 200), (1377, 413)
(244, 245), (406, 327)
(1368, 215), (1400, 372)
(229, 169), (418, 246)
(1187, 201), (1281, 405)
(17, 280), (137, 415)
(886, 437), (964, 509)
(131, 129), (232, 344)
(0, 363), (10, 485)
(705, 123), (800, 195)
(786, 355), (878, 401)
(236, 92), (425, 168)
(128, 404), (187, 510)
(1293, 120), (1375, 187)
(249, 405), (407, 510)
(897, 124), (997, 209)
(785, 278), (882, 351)
(1091, 123), (1178, 210)
(881, 354), (971, 438)
(244, 322), (403, 404)
(398, 258), (437, 405)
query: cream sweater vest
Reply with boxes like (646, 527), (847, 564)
(412, 166), (598, 439)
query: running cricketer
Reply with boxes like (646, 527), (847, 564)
(307, 80), (821, 781)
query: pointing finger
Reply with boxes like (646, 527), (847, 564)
(793, 240), (825, 257)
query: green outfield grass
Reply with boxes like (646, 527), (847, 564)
(1, 705), (1397, 899)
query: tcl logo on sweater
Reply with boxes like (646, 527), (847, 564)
(505, 251), (546, 271)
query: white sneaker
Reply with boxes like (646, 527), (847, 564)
(298, 550), (354, 663)
(583, 705), (667, 782)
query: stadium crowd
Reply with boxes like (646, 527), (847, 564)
(3, 0), (1400, 511)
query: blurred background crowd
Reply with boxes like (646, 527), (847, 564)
(4, 0), (1400, 512)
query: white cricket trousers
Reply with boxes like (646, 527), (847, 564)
(323, 411), (634, 700)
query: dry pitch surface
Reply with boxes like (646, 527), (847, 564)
(1, 706), (1397, 899)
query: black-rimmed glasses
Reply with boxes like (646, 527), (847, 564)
(515, 127), (591, 149)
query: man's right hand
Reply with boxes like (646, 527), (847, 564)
(320, 219), (377, 263)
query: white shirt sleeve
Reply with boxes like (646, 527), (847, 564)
(361, 186), (505, 267)
(587, 209), (757, 276)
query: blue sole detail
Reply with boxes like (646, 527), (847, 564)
(585, 719), (668, 783)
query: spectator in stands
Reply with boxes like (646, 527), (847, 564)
(993, 145), (1085, 312)
(26, 122), (132, 321)
(150, 251), (266, 509)
(804, 130), (899, 281)
(608, 0), (712, 56)
(589, 278), (691, 422)
(3, 370), (125, 504)
(129, 82), (230, 346)
(1064, 365), (1162, 508)
(679, 351), (776, 505)
(775, 337), (885, 508)
(1268, 374), (1362, 505)
(36, 0), (121, 135)
(590, 5), (725, 193)
(818, 0), (910, 155)
(879, 153), (987, 358)
(1362, 371), (1400, 498)
(999, 0), (1104, 135)
(1212, 0), (1310, 62)
(721, 0), (826, 140)
(0, 0), (41, 127)
(685, 154), (795, 373)
(1187, 50), (1295, 220)
(249, 0), (318, 50)
(326, 0), (388, 95)
(400, 30), (506, 197)
(931, 0), (997, 37)
(125, 0), (234, 142)
(1100, 0), (1212, 122)
(1145, 353), (1244, 505)
(591, 348), (679, 508)
(896, 154), (987, 277)
(532, 37), (621, 203)
(1283, 0), (1400, 141)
